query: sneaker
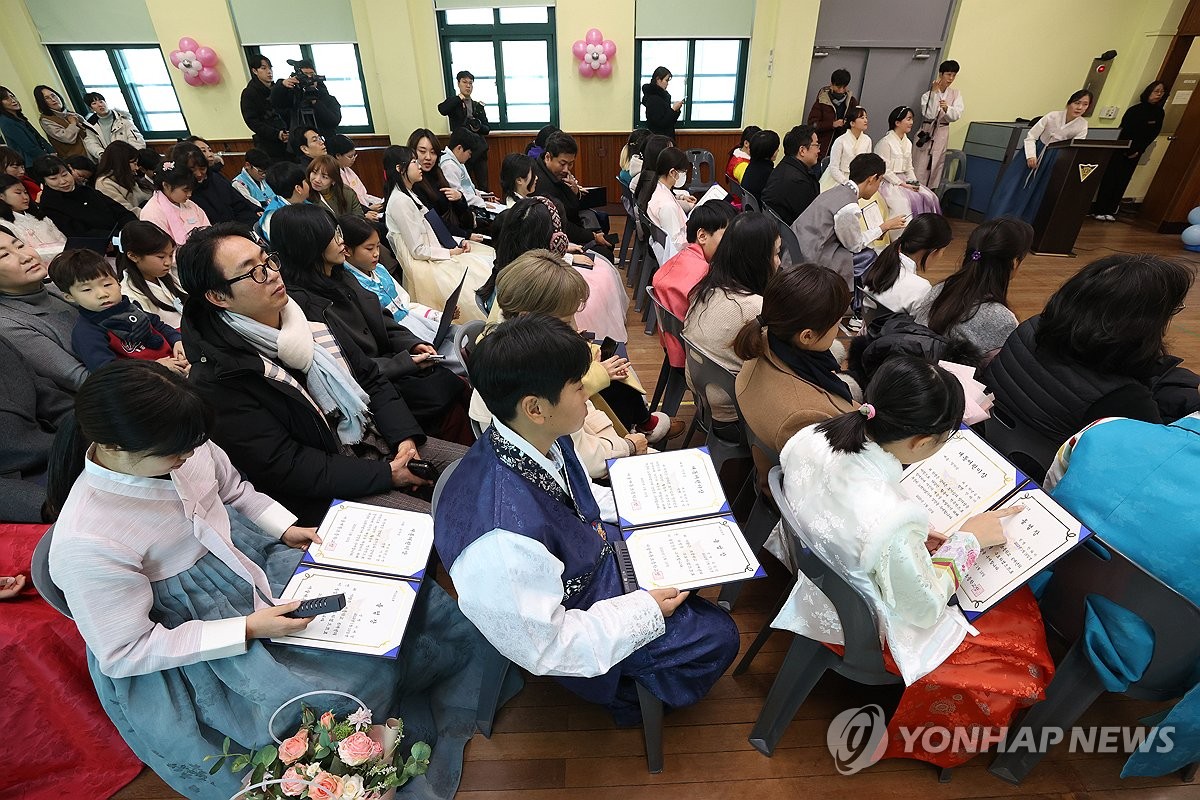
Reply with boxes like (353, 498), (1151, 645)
(1103, 214), (1117, 222)
(637, 412), (682, 445)
(846, 316), (864, 333)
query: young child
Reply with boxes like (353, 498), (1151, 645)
(0, 144), (41, 200)
(117, 220), (186, 328)
(138, 161), (210, 246)
(0, 173), (67, 260)
(257, 161), (309, 241)
(435, 313), (739, 724)
(47, 249), (188, 374)
(230, 147), (276, 208)
(773, 355), (1053, 768)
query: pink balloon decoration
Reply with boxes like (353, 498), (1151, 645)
(169, 50), (184, 67)
(585, 27), (603, 45)
(578, 60), (593, 78)
(196, 47), (219, 68)
(597, 62), (613, 79)
(573, 29), (615, 79)
(184, 72), (205, 87)
(199, 67), (221, 85)
(572, 40), (587, 59)
(602, 40), (617, 58)
(178, 37), (199, 53)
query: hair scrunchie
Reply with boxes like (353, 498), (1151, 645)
(859, 403), (876, 420)
(970, 250), (982, 261)
(756, 314), (767, 326)
(530, 196), (570, 256)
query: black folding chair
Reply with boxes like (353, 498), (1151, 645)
(644, 285), (690, 417)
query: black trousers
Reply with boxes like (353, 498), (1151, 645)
(599, 380), (652, 429)
(466, 139), (489, 192)
(1091, 151), (1140, 216)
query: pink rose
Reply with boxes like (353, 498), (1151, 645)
(336, 731), (378, 766)
(278, 729), (309, 765)
(310, 771), (344, 800)
(279, 765), (308, 797)
(319, 711), (335, 729)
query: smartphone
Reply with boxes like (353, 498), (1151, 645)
(407, 459), (441, 482)
(422, 353), (446, 362)
(599, 336), (619, 361)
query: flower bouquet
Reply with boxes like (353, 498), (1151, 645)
(206, 691), (431, 800)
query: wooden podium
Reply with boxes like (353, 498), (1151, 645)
(1031, 139), (1128, 256)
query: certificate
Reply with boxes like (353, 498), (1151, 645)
(624, 516), (762, 591)
(606, 448), (729, 528)
(303, 501), (432, 579)
(899, 427), (1022, 534)
(860, 199), (883, 230)
(272, 567), (417, 658)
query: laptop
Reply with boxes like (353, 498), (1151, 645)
(432, 271), (468, 349)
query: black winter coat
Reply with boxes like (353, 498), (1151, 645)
(240, 79), (291, 160)
(38, 185), (135, 239)
(193, 170), (263, 226)
(641, 83), (680, 139)
(761, 156), (820, 225)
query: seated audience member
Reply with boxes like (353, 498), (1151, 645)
(139, 160), (210, 246)
(808, 68), (860, 161)
(186, 136), (225, 171)
(240, 54), (291, 161)
(1, 144), (43, 200)
(820, 107), (871, 192)
(340, 214), (465, 375)
(307, 154), (363, 218)
(645, 146), (696, 258)
(0, 226), (87, 390)
(471, 252), (653, 476)
(985, 254), (1200, 463)
(915, 216), (1031, 360)
(172, 142), (260, 226)
(682, 212), (781, 423)
(47, 249), (187, 374)
(618, 128), (652, 187)
(652, 201), (736, 369)
(66, 155), (97, 186)
(629, 134), (673, 194)
(862, 212), (951, 315)
(45, 360), (500, 800)
(118, 220), (186, 328)
(178, 222), (466, 524)
(874, 105), (941, 218)
(0, 174), (66, 260)
(792, 152), (905, 289)
(94, 140), (152, 217)
(439, 128), (488, 212)
(230, 147), (277, 208)
(0, 335), (72, 521)
(726, 125), (761, 184)
(0, 87), (56, 167)
(35, 84), (103, 161)
(289, 124), (327, 163)
(762, 124), (822, 225)
(83, 91), (145, 148)
(258, 161), (309, 240)
(136, 147), (161, 179)
(407, 128), (478, 239)
(272, 204), (473, 444)
(31, 155), (135, 240)
(500, 152), (538, 206)
(524, 124), (559, 160)
(532, 132), (615, 259)
(739, 129), (780, 201)
(327, 133), (383, 216)
(774, 355), (1052, 768)
(435, 313), (739, 723)
(735, 263), (857, 479)
(382, 146), (492, 321)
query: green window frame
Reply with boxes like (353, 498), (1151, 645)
(633, 38), (749, 130)
(243, 43), (375, 134)
(49, 45), (189, 140)
(436, 7), (558, 131)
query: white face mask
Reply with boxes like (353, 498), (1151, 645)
(673, 170), (688, 188)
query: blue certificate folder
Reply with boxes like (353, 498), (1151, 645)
(605, 447), (766, 593)
(272, 500), (433, 658)
(898, 426), (1092, 622)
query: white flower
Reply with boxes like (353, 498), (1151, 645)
(340, 775), (365, 800)
(347, 708), (373, 729)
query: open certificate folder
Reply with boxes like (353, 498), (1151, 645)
(898, 427), (1092, 621)
(605, 448), (765, 592)
(271, 501), (434, 658)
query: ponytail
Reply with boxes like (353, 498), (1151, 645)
(816, 355), (964, 454)
(43, 413), (89, 521)
(732, 315), (767, 361)
(863, 213), (953, 295)
(732, 262), (849, 362)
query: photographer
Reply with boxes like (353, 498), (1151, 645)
(437, 70), (490, 191)
(240, 54), (291, 162)
(270, 58), (342, 140)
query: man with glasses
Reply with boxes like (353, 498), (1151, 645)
(240, 54), (292, 162)
(437, 71), (491, 191)
(289, 125), (327, 164)
(762, 124), (823, 226)
(177, 222), (466, 526)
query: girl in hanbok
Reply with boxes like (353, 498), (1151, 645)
(820, 107), (872, 192)
(773, 355), (1054, 768)
(874, 106), (941, 218)
(46, 360), (511, 800)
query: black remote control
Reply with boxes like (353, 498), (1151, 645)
(408, 459), (441, 482)
(284, 593), (347, 618)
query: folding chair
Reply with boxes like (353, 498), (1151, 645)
(981, 402), (1061, 484)
(644, 285), (690, 417)
(685, 148), (718, 194)
(30, 527), (71, 619)
(765, 206), (803, 266)
(677, 333), (749, 472)
(936, 149), (971, 218)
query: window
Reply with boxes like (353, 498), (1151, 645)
(49, 46), (188, 140)
(244, 43), (374, 133)
(436, 7), (558, 130)
(634, 39), (748, 129)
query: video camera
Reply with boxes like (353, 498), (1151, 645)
(286, 58), (327, 102)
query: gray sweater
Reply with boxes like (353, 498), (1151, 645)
(914, 283), (1018, 357)
(0, 285), (89, 392)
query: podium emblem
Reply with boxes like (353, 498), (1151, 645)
(1078, 164), (1099, 182)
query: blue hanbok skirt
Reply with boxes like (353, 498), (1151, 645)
(89, 509), (516, 800)
(985, 140), (1058, 223)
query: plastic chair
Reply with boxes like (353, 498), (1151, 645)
(816, 155), (831, 179)
(617, 180), (637, 267)
(685, 148), (718, 194)
(30, 527), (72, 619)
(936, 149), (971, 218)
(981, 402), (1060, 483)
(859, 286), (894, 329)
(741, 190), (761, 213)
(717, 424), (780, 611)
(625, 202), (650, 290)
(765, 206), (803, 266)
(635, 222), (667, 333)
(430, 459), (668, 771)
(989, 538), (1200, 784)
(727, 177), (746, 203)
(743, 467), (903, 757)
(678, 333), (749, 473)
(474, 288), (491, 317)
(644, 285), (690, 417)
(453, 319), (487, 376)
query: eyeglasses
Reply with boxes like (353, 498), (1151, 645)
(227, 252), (282, 286)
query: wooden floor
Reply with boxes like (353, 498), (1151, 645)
(114, 216), (1200, 799)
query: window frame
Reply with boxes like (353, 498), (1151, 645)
(243, 43), (375, 134)
(436, 7), (559, 132)
(632, 38), (749, 130)
(49, 44), (189, 141)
